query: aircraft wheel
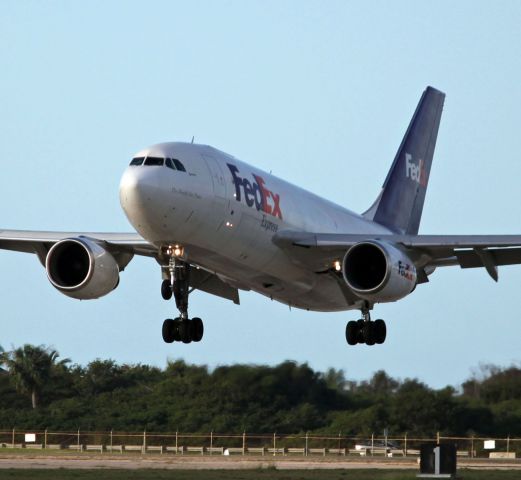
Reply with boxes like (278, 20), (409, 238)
(363, 322), (375, 346)
(162, 318), (176, 343)
(192, 317), (204, 342)
(172, 318), (182, 342)
(161, 279), (172, 300)
(374, 319), (387, 344)
(356, 319), (365, 344)
(179, 320), (192, 344)
(345, 321), (359, 345)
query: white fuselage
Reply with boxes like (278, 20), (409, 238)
(119, 142), (391, 311)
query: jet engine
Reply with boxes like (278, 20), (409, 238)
(342, 241), (417, 302)
(45, 238), (120, 300)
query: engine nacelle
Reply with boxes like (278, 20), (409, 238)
(342, 241), (417, 303)
(46, 238), (120, 300)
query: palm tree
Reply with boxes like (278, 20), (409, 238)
(0, 344), (70, 409)
(0, 345), (6, 374)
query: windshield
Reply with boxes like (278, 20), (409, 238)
(144, 157), (164, 166)
(129, 155), (187, 171)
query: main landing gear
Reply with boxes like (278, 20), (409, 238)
(160, 249), (204, 344)
(345, 304), (387, 346)
(162, 317), (203, 344)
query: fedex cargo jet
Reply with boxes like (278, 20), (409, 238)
(2, 86), (520, 346)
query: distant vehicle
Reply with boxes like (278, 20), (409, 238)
(2, 86), (521, 346)
(355, 440), (400, 452)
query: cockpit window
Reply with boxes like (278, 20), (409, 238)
(130, 157), (144, 166)
(144, 157), (164, 166)
(173, 158), (186, 172)
(131, 155), (186, 171)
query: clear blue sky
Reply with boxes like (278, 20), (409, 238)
(1, 0), (520, 388)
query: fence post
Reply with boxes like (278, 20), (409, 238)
(273, 432), (276, 456)
(437, 431), (440, 444)
(371, 433), (374, 456)
(507, 435), (510, 453)
(175, 431), (178, 454)
(77, 428), (80, 451)
(44, 429), (47, 449)
(143, 430), (146, 454)
(210, 431), (213, 455)
(305, 432), (309, 456)
(12, 428), (14, 447)
(110, 429), (113, 451)
(404, 432), (407, 456)
(242, 431), (246, 455)
(471, 435), (474, 458)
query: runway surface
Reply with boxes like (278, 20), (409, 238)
(1, 454), (521, 470)
(0, 455), (412, 470)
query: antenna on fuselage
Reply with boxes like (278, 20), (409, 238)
(191, 136), (195, 144)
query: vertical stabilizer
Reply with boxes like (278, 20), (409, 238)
(363, 86), (445, 234)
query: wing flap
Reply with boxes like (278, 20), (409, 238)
(190, 268), (240, 305)
(456, 248), (521, 268)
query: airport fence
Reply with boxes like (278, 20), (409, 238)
(0, 429), (519, 458)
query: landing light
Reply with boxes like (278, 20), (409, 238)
(166, 245), (184, 257)
(334, 260), (342, 272)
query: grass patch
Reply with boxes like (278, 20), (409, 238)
(0, 470), (520, 480)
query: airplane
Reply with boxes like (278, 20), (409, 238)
(3, 86), (521, 347)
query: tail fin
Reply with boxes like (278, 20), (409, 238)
(363, 86), (445, 234)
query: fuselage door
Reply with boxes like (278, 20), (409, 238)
(202, 154), (227, 199)
(202, 154), (230, 231)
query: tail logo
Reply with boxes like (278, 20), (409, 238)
(405, 153), (427, 187)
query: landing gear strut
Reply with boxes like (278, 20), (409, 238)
(345, 304), (386, 346)
(160, 248), (204, 344)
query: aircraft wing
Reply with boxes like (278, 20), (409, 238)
(0, 229), (156, 259)
(273, 230), (521, 282)
(0, 229), (240, 303)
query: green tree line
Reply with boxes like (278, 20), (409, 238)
(0, 344), (519, 436)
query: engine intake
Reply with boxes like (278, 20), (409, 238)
(342, 241), (417, 302)
(46, 238), (120, 300)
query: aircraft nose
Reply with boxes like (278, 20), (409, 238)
(119, 166), (159, 214)
(120, 167), (139, 207)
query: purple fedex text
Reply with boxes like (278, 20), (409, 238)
(227, 164), (282, 220)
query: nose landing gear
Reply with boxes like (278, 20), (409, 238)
(160, 246), (204, 344)
(161, 279), (172, 300)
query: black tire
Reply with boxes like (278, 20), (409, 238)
(345, 321), (359, 346)
(179, 320), (192, 344)
(161, 279), (172, 300)
(192, 317), (204, 342)
(374, 319), (387, 344)
(356, 319), (365, 344)
(363, 322), (375, 346)
(162, 319), (176, 343)
(173, 318), (182, 342)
